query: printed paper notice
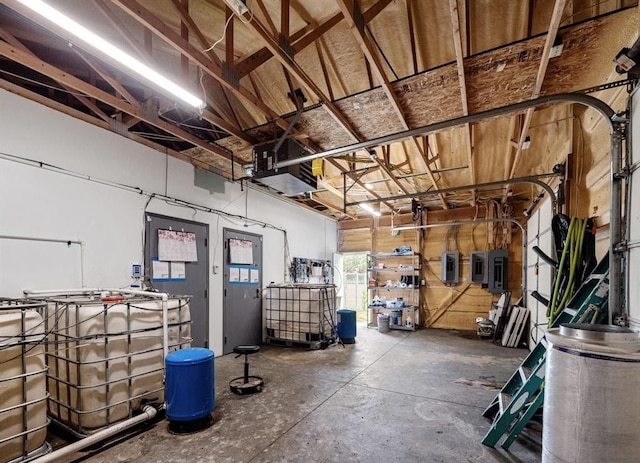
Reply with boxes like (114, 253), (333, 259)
(152, 260), (170, 280)
(229, 238), (253, 265)
(158, 229), (198, 262)
(229, 267), (240, 282)
(250, 268), (259, 284)
(171, 262), (186, 279)
(240, 267), (249, 282)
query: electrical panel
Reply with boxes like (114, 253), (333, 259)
(253, 138), (317, 195)
(487, 249), (508, 293)
(441, 251), (459, 285)
(470, 251), (488, 284)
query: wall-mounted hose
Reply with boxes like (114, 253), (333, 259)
(547, 217), (591, 326)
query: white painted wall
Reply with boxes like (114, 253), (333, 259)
(0, 89), (337, 355)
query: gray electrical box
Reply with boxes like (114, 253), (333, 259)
(470, 251), (488, 284)
(487, 249), (508, 293)
(441, 251), (459, 285)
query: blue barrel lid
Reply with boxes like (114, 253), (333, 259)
(166, 347), (214, 364)
(337, 308), (356, 313)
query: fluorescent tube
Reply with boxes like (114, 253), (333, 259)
(16, 0), (205, 108)
(361, 203), (381, 217)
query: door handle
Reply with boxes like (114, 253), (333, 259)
(256, 288), (261, 299)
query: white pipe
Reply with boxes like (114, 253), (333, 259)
(79, 241), (86, 287)
(0, 234), (85, 287)
(30, 405), (157, 463)
(24, 288), (102, 296)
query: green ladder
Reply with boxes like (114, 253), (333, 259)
(550, 254), (609, 327)
(481, 255), (609, 449)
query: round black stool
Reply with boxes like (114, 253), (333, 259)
(229, 345), (263, 395)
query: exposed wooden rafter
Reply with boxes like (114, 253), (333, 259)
(406, 0), (419, 75)
(71, 48), (139, 107)
(328, 158), (398, 214)
(502, 0), (567, 201)
(336, 0), (447, 208)
(167, 0), (256, 143)
(238, 7), (361, 141)
(315, 179), (357, 219)
(448, 0), (475, 204)
(110, 0), (288, 133)
(233, 0), (425, 204)
(179, 0), (189, 79)
(92, 0), (147, 60)
(0, 76), (227, 173)
(0, 26), (112, 122)
(0, 40), (236, 161)
(254, 0), (278, 37)
(235, 0), (393, 79)
(0, 0), (633, 223)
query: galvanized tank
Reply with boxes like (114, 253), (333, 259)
(543, 323), (640, 463)
(0, 299), (49, 463)
(41, 294), (191, 435)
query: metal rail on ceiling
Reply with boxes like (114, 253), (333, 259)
(344, 173), (562, 215)
(274, 93), (615, 168)
(274, 92), (623, 323)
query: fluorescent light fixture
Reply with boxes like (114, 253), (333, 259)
(16, 0), (205, 108)
(360, 203), (381, 217)
(364, 183), (374, 190)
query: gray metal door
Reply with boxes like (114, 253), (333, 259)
(223, 228), (262, 354)
(145, 213), (209, 348)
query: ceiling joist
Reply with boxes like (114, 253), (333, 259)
(0, 0), (634, 222)
(337, 0), (448, 208)
(503, 0), (567, 201)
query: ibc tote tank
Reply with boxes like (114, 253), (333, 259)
(543, 323), (640, 463)
(0, 299), (49, 463)
(42, 293), (191, 435)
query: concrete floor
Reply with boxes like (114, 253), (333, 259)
(57, 325), (541, 462)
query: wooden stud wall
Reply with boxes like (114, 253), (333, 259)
(338, 227), (372, 253)
(421, 223), (523, 331)
(338, 207), (526, 331)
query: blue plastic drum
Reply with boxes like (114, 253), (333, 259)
(336, 309), (357, 344)
(165, 348), (215, 424)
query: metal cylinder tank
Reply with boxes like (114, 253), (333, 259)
(377, 313), (390, 333)
(336, 309), (356, 343)
(543, 323), (640, 463)
(0, 299), (50, 463)
(165, 348), (215, 423)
